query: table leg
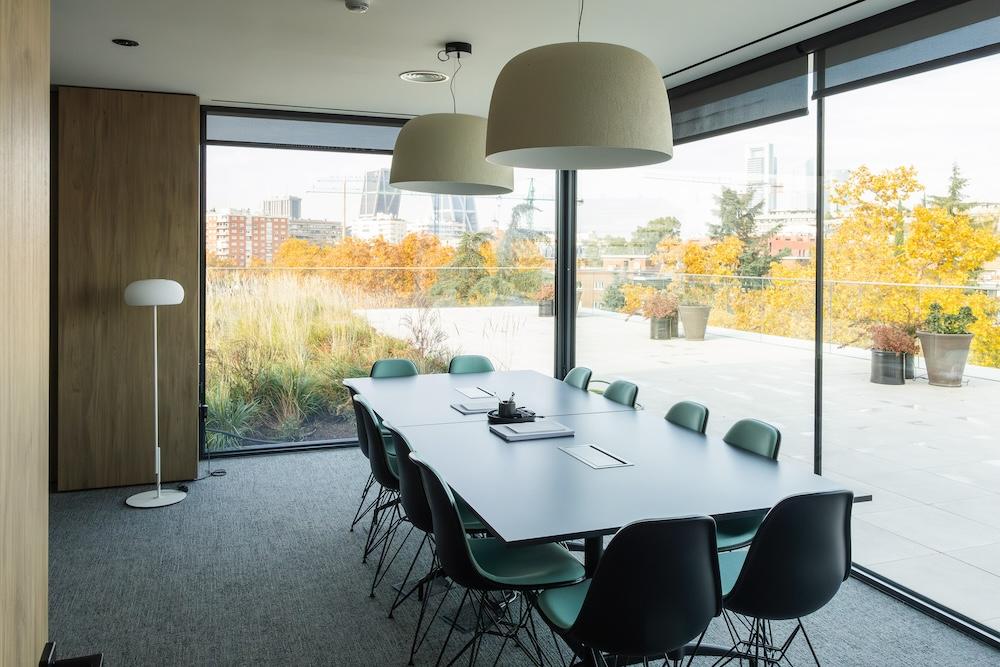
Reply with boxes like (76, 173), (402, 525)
(583, 537), (604, 577)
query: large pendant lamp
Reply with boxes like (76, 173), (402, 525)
(486, 4), (672, 170)
(390, 43), (513, 195)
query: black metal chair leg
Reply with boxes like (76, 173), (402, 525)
(799, 619), (821, 666)
(350, 472), (376, 531)
(435, 588), (471, 667)
(388, 533), (430, 618)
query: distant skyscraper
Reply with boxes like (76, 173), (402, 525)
(746, 144), (778, 214)
(263, 195), (302, 220)
(432, 194), (478, 236)
(359, 168), (400, 218)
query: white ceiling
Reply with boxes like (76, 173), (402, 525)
(52, 0), (911, 118)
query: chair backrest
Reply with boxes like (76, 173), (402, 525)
(665, 401), (709, 434)
(563, 366), (593, 391)
(411, 454), (492, 590)
(723, 418), (781, 459)
(571, 517), (722, 656)
(448, 355), (495, 374)
(348, 386), (370, 459)
(352, 394), (399, 490)
(724, 490), (854, 620)
(370, 358), (418, 378)
(603, 379), (638, 408)
(383, 424), (433, 534)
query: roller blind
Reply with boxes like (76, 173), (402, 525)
(817, 0), (1000, 97)
(205, 112), (403, 152)
(667, 53), (809, 145)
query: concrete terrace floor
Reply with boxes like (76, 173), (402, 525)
(362, 305), (1000, 633)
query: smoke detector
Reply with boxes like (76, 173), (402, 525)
(345, 0), (370, 13)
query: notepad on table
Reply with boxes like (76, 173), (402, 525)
(489, 419), (574, 442)
(456, 386), (493, 399)
(450, 398), (498, 414)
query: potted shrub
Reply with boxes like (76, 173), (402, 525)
(917, 303), (976, 387)
(534, 283), (555, 317)
(677, 284), (712, 341)
(642, 291), (679, 340)
(869, 324), (918, 385)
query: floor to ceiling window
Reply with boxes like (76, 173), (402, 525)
(203, 113), (554, 452)
(574, 115), (817, 467)
(821, 51), (1000, 632)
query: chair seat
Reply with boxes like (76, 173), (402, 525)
(469, 538), (585, 589)
(537, 580), (591, 630)
(715, 512), (764, 551)
(386, 450), (398, 477)
(457, 497), (485, 531)
(718, 548), (748, 596)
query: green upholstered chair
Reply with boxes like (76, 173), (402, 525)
(383, 425), (483, 665)
(352, 394), (404, 593)
(717, 491), (853, 666)
(602, 379), (638, 408)
(368, 358), (417, 441)
(447, 354), (495, 374)
(724, 418), (781, 459)
(665, 400), (710, 434)
(716, 418), (782, 551)
(412, 454), (585, 665)
(563, 366), (593, 391)
(370, 358), (418, 378)
(535, 517), (722, 665)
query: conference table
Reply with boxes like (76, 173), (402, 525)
(344, 369), (850, 577)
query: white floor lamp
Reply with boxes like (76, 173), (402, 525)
(124, 279), (187, 508)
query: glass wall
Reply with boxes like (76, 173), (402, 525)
(204, 143), (553, 451)
(822, 52), (1000, 631)
(575, 113), (817, 471)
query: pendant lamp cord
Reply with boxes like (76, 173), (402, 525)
(437, 48), (463, 113)
(577, 0), (585, 41)
(450, 55), (461, 113)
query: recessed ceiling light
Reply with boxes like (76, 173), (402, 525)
(399, 70), (449, 84)
(111, 38), (140, 47)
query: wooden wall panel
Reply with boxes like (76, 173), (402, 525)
(57, 87), (199, 491)
(1, 0), (50, 662)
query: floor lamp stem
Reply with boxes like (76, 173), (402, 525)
(153, 304), (160, 498)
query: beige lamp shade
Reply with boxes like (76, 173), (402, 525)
(486, 42), (673, 170)
(390, 113), (514, 195)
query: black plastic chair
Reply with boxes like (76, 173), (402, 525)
(448, 354), (495, 374)
(347, 385), (377, 533)
(535, 517), (722, 666)
(383, 425), (485, 665)
(665, 400), (709, 434)
(564, 366), (593, 391)
(352, 394), (408, 597)
(717, 490), (854, 666)
(716, 418), (782, 552)
(412, 454), (585, 665)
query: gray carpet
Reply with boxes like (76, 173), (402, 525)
(50, 448), (999, 666)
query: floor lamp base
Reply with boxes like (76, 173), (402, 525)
(125, 488), (186, 508)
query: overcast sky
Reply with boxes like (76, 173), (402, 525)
(207, 53), (1000, 240)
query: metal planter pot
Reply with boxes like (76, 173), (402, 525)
(650, 315), (677, 340)
(917, 331), (973, 387)
(678, 305), (711, 341)
(870, 350), (904, 385)
(538, 300), (554, 317)
(904, 353), (915, 380)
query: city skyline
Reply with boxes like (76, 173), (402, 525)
(206, 54), (1000, 242)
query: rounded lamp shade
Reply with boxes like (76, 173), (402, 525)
(124, 279), (185, 306)
(486, 42), (673, 170)
(390, 113), (514, 195)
